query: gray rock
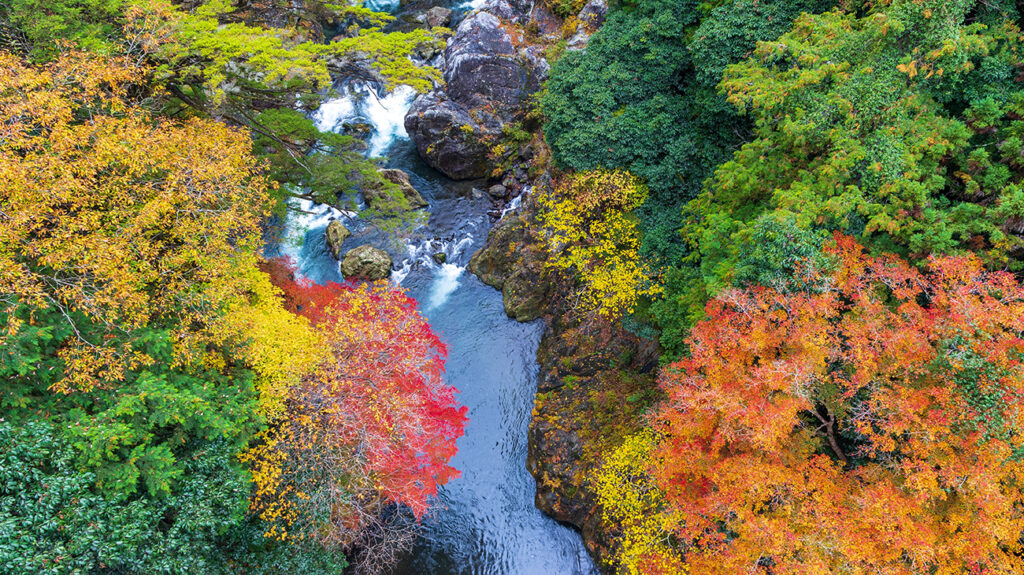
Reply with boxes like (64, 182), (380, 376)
(405, 94), (493, 180)
(364, 168), (428, 211)
(324, 220), (351, 260)
(415, 42), (444, 61)
(483, 0), (534, 24)
(566, 0), (608, 51)
(445, 13), (549, 107)
(467, 216), (549, 321)
(423, 6), (453, 27)
(487, 184), (508, 199)
(340, 245), (393, 280)
(578, 0), (608, 28)
(405, 10), (549, 180)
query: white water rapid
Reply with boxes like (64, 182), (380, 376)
(272, 2), (600, 572)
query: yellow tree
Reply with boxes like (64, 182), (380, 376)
(538, 170), (662, 319)
(0, 49), (300, 394)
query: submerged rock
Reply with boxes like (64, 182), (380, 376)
(364, 168), (428, 211)
(324, 220), (351, 259)
(340, 245), (393, 280)
(487, 184), (508, 199)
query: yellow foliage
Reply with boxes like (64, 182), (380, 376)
(538, 170), (662, 319)
(0, 50), (283, 391)
(595, 431), (686, 575)
(213, 267), (323, 422)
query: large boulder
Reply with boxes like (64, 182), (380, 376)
(421, 6), (452, 27)
(324, 220), (351, 259)
(405, 10), (549, 180)
(340, 245), (393, 280)
(467, 214), (549, 321)
(364, 169), (428, 211)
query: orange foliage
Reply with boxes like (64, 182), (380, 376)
(654, 235), (1024, 574)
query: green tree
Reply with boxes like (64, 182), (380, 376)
(542, 0), (834, 263)
(0, 420), (347, 574)
(1, 0), (443, 223)
(670, 0), (1024, 345)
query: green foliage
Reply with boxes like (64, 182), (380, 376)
(253, 108), (372, 211)
(2, 304), (261, 500)
(546, 0), (587, 18)
(542, 0), (836, 264)
(133, 0), (442, 104)
(689, 0), (836, 88)
(0, 0), (128, 60)
(666, 0), (1024, 349)
(2, 0), (441, 232)
(731, 213), (832, 292)
(0, 420), (347, 574)
(935, 334), (1024, 447)
(541, 0), (703, 205)
(654, 214), (833, 356)
(0, 420), (231, 573)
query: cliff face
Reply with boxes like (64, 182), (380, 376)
(467, 197), (661, 573)
(529, 308), (661, 572)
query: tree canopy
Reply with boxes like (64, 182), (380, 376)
(0, 40), (463, 572)
(650, 236), (1024, 573)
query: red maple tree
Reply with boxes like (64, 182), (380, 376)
(258, 256), (467, 552)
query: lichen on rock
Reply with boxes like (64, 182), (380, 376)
(340, 245), (393, 280)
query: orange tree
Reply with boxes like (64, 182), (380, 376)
(652, 235), (1024, 573)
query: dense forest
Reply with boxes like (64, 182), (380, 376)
(4, 0), (1024, 573)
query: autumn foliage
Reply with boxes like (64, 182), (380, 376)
(538, 170), (662, 319)
(248, 258), (467, 553)
(0, 48), (465, 572)
(0, 50), (273, 392)
(649, 235), (1024, 573)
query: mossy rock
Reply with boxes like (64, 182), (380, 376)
(324, 220), (351, 260)
(340, 245), (392, 280)
(364, 169), (427, 211)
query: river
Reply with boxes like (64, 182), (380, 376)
(267, 2), (600, 573)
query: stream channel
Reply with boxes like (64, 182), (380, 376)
(267, 1), (600, 573)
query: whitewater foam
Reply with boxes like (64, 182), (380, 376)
(314, 83), (417, 157)
(364, 0), (400, 12)
(366, 85), (418, 156)
(279, 198), (349, 273)
(427, 263), (465, 309)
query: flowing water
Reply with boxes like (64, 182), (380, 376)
(269, 2), (600, 573)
